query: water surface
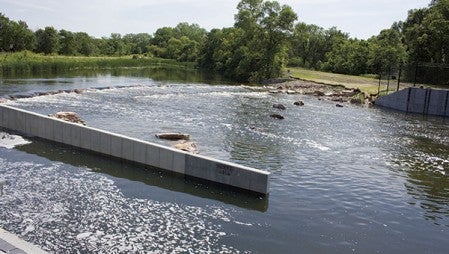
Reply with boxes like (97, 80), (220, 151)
(1, 68), (448, 253)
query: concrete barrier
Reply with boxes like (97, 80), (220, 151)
(0, 105), (270, 194)
(375, 88), (410, 111)
(376, 87), (449, 117)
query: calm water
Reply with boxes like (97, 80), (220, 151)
(1, 68), (449, 253)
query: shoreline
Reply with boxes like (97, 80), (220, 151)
(265, 78), (374, 107)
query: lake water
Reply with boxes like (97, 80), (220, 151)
(1, 68), (449, 253)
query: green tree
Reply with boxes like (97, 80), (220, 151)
(35, 27), (60, 54)
(0, 13), (35, 52)
(173, 22), (207, 43)
(58, 30), (77, 55)
(234, 0), (298, 81)
(324, 39), (370, 75)
(290, 22), (327, 68)
(123, 33), (152, 54)
(75, 32), (98, 56)
(368, 28), (406, 75)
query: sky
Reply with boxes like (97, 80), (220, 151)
(1, 0), (431, 40)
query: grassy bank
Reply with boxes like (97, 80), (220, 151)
(288, 67), (409, 96)
(0, 51), (195, 76)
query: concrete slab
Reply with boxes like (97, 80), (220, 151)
(0, 106), (3, 127)
(53, 121), (64, 143)
(62, 123), (73, 145)
(69, 124), (82, 147)
(172, 151), (186, 174)
(0, 105), (271, 194)
(110, 135), (123, 158)
(11, 109), (20, 131)
(446, 91), (449, 117)
(1, 107), (11, 129)
(146, 145), (161, 168)
(408, 88), (426, 114)
(427, 90), (447, 116)
(89, 129), (101, 153)
(133, 141), (147, 165)
(100, 132), (112, 155)
(79, 128), (92, 150)
(0, 239), (16, 251)
(0, 228), (48, 254)
(377, 88), (409, 111)
(42, 118), (54, 140)
(185, 155), (216, 181)
(122, 138), (134, 161)
(15, 110), (26, 133)
(159, 148), (174, 171)
(249, 172), (270, 194)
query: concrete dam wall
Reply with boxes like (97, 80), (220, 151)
(0, 105), (270, 194)
(376, 87), (449, 117)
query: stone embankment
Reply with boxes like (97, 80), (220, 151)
(268, 79), (374, 107)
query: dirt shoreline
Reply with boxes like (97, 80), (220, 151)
(266, 78), (375, 107)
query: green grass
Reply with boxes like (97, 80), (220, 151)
(288, 67), (407, 96)
(0, 51), (195, 76)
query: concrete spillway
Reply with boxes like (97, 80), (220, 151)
(0, 105), (270, 194)
(376, 87), (449, 117)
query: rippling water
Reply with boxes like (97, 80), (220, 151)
(1, 69), (449, 253)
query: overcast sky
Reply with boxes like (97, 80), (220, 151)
(1, 0), (430, 39)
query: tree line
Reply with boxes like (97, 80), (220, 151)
(1, 0), (448, 83)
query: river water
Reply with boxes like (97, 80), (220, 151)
(1, 68), (448, 253)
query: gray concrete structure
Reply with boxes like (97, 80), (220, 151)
(376, 87), (449, 117)
(0, 228), (48, 254)
(0, 105), (270, 194)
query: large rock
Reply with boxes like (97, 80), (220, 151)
(270, 114), (284, 120)
(173, 141), (199, 154)
(49, 112), (86, 125)
(294, 101), (304, 106)
(155, 133), (190, 141)
(273, 104), (286, 110)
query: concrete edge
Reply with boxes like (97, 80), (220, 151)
(0, 228), (48, 254)
(0, 105), (271, 194)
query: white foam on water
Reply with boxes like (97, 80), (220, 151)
(0, 158), (250, 253)
(0, 132), (31, 149)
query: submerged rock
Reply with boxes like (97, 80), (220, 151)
(273, 104), (286, 110)
(336, 104), (344, 108)
(49, 112), (86, 126)
(294, 101), (305, 106)
(155, 133), (190, 141)
(270, 114), (284, 120)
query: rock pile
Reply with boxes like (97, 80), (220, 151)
(49, 112), (86, 126)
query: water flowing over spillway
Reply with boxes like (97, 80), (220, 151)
(1, 71), (449, 253)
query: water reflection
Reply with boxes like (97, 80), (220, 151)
(17, 138), (269, 212)
(225, 94), (286, 172)
(0, 67), (226, 86)
(390, 114), (449, 226)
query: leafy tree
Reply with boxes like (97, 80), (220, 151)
(100, 33), (129, 56)
(75, 32), (98, 56)
(58, 30), (77, 55)
(151, 27), (175, 48)
(324, 39), (370, 75)
(35, 27), (60, 54)
(368, 28), (406, 74)
(290, 22), (327, 68)
(173, 22), (207, 43)
(234, 0), (298, 81)
(0, 13), (35, 52)
(123, 33), (152, 54)
(150, 23), (206, 60)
